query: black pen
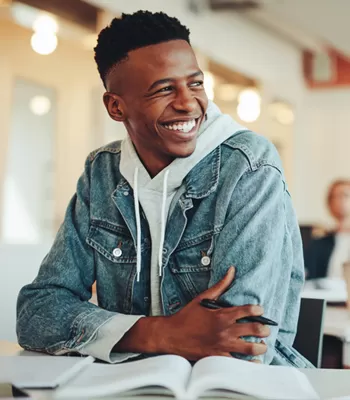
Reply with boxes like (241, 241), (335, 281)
(200, 298), (278, 326)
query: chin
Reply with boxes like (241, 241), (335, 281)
(175, 152), (194, 159)
(169, 143), (196, 159)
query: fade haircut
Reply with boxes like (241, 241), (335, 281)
(94, 10), (191, 88)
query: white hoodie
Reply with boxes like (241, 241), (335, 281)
(81, 101), (246, 362)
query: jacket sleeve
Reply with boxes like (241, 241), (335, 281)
(211, 164), (305, 364)
(16, 156), (143, 362)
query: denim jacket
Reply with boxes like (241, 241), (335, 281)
(17, 130), (313, 367)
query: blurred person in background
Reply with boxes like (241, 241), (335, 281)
(16, 11), (311, 367)
(305, 179), (350, 281)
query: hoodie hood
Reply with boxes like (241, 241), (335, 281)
(120, 101), (246, 197)
(119, 101), (246, 314)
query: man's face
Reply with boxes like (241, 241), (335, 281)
(105, 40), (208, 167)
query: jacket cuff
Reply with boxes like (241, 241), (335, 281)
(80, 314), (144, 363)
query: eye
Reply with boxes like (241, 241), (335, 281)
(157, 86), (173, 93)
(189, 80), (204, 87)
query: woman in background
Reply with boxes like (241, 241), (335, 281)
(305, 179), (350, 280)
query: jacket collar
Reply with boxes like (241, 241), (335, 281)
(184, 145), (221, 199)
(113, 144), (221, 200)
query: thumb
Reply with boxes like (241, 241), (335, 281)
(198, 266), (235, 301)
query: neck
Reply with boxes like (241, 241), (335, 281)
(133, 144), (174, 178)
(336, 217), (350, 232)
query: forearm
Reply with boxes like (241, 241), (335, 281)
(113, 316), (170, 354)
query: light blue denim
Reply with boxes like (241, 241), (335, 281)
(17, 130), (313, 367)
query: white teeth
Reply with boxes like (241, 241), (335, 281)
(163, 119), (196, 133)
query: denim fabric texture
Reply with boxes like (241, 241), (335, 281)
(16, 130), (314, 367)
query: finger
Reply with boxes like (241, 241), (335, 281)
(250, 359), (262, 364)
(197, 266), (235, 301)
(233, 322), (270, 338)
(220, 304), (264, 319)
(230, 340), (267, 356)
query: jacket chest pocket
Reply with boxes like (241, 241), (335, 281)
(169, 234), (214, 300)
(86, 221), (138, 313)
(86, 224), (137, 264)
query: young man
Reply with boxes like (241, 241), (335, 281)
(17, 11), (311, 367)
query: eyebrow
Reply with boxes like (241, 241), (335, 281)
(146, 70), (203, 93)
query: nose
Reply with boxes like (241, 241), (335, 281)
(172, 87), (197, 113)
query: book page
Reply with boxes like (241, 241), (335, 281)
(56, 355), (192, 399)
(0, 355), (93, 389)
(187, 356), (319, 400)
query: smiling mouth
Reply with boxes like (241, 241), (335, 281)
(160, 118), (200, 134)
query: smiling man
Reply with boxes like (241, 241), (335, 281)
(17, 11), (312, 367)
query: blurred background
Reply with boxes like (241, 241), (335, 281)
(1, 0), (350, 347)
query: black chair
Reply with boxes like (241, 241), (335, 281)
(299, 225), (315, 254)
(293, 297), (326, 368)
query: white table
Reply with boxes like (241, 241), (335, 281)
(1, 341), (350, 399)
(324, 306), (350, 368)
(302, 284), (350, 368)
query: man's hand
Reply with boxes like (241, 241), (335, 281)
(115, 267), (269, 360)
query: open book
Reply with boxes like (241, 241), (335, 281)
(56, 355), (319, 400)
(0, 355), (95, 389)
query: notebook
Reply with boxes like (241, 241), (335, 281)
(55, 355), (319, 400)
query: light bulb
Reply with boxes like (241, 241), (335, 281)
(31, 32), (57, 55)
(29, 96), (51, 116)
(238, 88), (261, 105)
(237, 102), (260, 123)
(32, 14), (58, 33)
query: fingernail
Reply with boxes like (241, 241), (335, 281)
(251, 305), (261, 315)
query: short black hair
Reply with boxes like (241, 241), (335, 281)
(94, 10), (191, 88)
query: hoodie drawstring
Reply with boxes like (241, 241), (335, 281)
(134, 167), (141, 282)
(158, 169), (169, 277)
(133, 168), (170, 282)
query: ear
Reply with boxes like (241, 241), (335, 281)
(103, 92), (126, 122)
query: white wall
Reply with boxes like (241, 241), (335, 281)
(295, 88), (350, 227)
(0, 20), (112, 230)
(2, 79), (56, 243)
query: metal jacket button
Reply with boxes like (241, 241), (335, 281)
(113, 248), (122, 257)
(201, 256), (211, 266)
